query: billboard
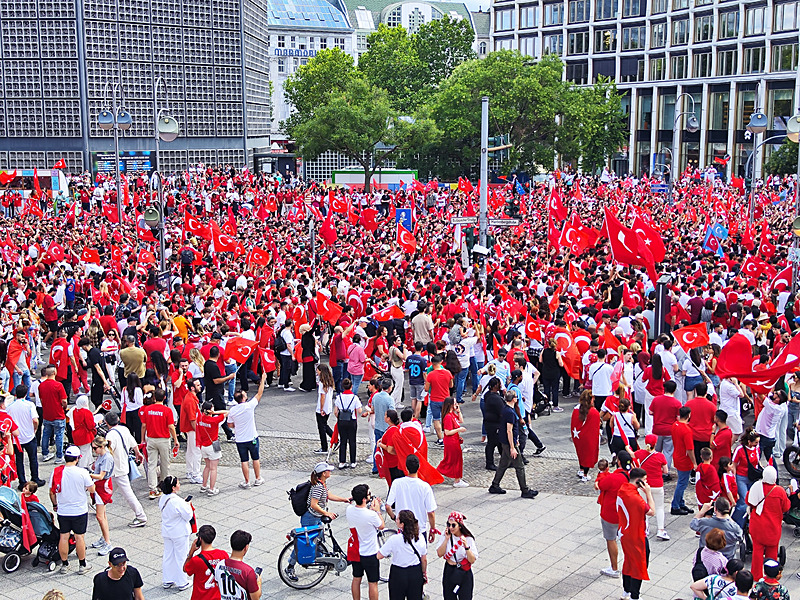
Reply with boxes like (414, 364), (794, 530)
(91, 151), (156, 175)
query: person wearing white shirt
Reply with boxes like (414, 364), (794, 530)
(347, 484), (385, 600)
(588, 349), (614, 408)
(227, 373), (267, 489)
(708, 323), (725, 348)
(104, 412), (147, 527)
(157, 476), (193, 591)
(7, 386), (43, 486)
(755, 390), (789, 463)
(385, 455), (437, 541)
(377, 510), (427, 600)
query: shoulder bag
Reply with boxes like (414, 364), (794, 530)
(113, 427), (141, 482)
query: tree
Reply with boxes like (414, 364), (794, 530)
(358, 25), (427, 114)
(291, 77), (440, 192)
(765, 139), (799, 175)
(414, 16), (476, 86)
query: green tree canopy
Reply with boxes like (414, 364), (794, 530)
(765, 139), (799, 176)
(413, 15), (476, 87)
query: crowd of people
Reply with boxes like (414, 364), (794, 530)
(0, 162), (799, 600)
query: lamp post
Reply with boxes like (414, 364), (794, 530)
(154, 77), (179, 172)
(97, 83), (132, 224)
(745, 110), (768, 227)
(668, 93), (699, 206)
(479, 96), (489, 284)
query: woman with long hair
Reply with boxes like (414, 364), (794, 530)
(570, 390), (600, 482)
(438, 397), (467, 487)
(632, 351), (649, 427)
(314, 364), (335, 455)
(377, 509), (427, 600)
(334, 378), (362, 468)
(388, 336), (409, 407)
(444, 350), (462, 377)
(642, 352), (670, 435)
(299, 322), (319, 392)
(89, 435), (114, 555)
(682, 347), (710, 400)
(121, 373), (144, 443)
(633, 434), (669, 540)
(609, 395), (640, 455)
(197, 400), (227, 495)
(437, 511), (478, 600)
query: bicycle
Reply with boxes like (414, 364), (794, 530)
(277, 515), (397, 590)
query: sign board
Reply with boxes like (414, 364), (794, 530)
(651, 184), (669, 194)
(789, 248), (800, 263)
(488, 218), (521, 227)
(91, 151), (155, 175)
(395, 208), (413, 231)
(156, 270), (171, 291)
(451, 216), (478, 225)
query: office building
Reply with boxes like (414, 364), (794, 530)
(490, 0), (800, 178)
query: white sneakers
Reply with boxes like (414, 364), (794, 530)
(656, 530), (670, 541)
(238, 481), (251, 489)
(600, 567), (620, 578)
(207, 488), (220, 496)
(253, 478), (265, 486)
(453, 481), (469, 488)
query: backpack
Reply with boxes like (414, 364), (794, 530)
(180, 248), (194, 264)
(274, 330), (287, 354)
(288, 480), (312, 516)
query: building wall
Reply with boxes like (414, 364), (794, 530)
(490, 0), (800, 177)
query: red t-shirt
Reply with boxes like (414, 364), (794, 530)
(649, 394), (681, 436)
(732, 444), (760, 478)
(197, 413), (224, 447)
(643, 366), (671, 396)
(671, 421), (695, 472)
(597, 468), (629, 524)
(180, 392), (199, 434)
(40, 379), (67, 421)
(0, 409), (18, 436)
(98, 315), (118, 335)
(42, 295), (58, 322)
(184, 548), (229, 600)
(633, 449), (666, 488)
(143, 337), (168, 369)
(140, 404), (173, 439)
(686, 397), (716, 442)
(695, 462), (721, 504)
(711, 427), (733, 470)
(427, 368), (453, 403)
(172, 370), (190, 408)
(214, 558), (259, 599)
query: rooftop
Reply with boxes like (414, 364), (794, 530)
(269, 0), (353, 30)
(347, 0), (473, 31)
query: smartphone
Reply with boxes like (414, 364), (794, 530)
(185, 495), (193, 502)
(255, 567), (263, 576)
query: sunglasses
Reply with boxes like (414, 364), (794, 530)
(447, 522), (458, 528)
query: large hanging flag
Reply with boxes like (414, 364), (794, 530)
(396, 223), (417, 254)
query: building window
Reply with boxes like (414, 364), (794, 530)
(494, 38), (513, 51)
(519, 36), (536, 56)
(693, 52), (711, 77)
(743, 46), (765, 73)
(670, 55), (687, 79)
(543, 34), (563, 55)
(738, 91), (756, 129)
(638, 94), (652, 129)
(774, 2), (799, 33)
(694, 0), (712, 6)
(520, 5), (538, 28)
(672, 19), (688, 45)
(672, 0), (688, 9)
(568, 0), (589, 23)
(651, 22), (666, 48)
(651, 0), (667, 14)
(309, 37), (316, 50)
(298, 36), (307, 50)
(660, 93), (675, 127)
(300, 58), (308, 66)
(408, 8), (425, 33)
(650, 57), (665, 80)
(769, 89), (795, 127)
(595, 29), (617, 52)
(745, 7), (765, 36)
(568, 31), (589, 54)
(566, 62), (588, 84)
(621, 26), (644, 50)
(495, 9), (514, 31)
(292, 58), (299, 72)
(290, 36), (296, 49)
(544, 3), (564, 26)
(319, 38), (327, 49)
(694, 15), (712, 43)
(277, 58), (285, 73)
(595, 0), (617, 20)
(619, 59), (645, 82)
(386, 6), (401, 27)
(277, 35), (285, 48)
(334, 37), (345, 50)
(716, 48), (737, 76)
(709, 92), (729, 130)
(718, 12), (739, 40)
(622, 0), (640, 17)
(772, 43), (799, 72)
(357, 34), (367, 51)
(479, 41), (487, 55)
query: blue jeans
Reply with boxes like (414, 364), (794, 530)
(455, 370), (468, 403)
(349, 373), (363, 395)
(42, 419), (65, 460)
(289, 511), (323, 566)
(480, 396), (486, 436)
(671, 469), (691, 510)
(15, 437), (40, 484)
(789, 402), (800, 443)
(12, 368), (31, 399)
(225, 364), (237, 402)
(372, 429), (385, 474)
(332, 361), (344, 394)
(468, 358), (482, 392)
(733, 474), (752, 527)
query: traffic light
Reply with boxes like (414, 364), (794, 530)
(487, 135), (510, 160)
(465, 226), (475, 251)
(504, 195), (520, 217)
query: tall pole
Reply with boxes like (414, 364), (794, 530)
(113, 84), (123, 225)
(793, 48), (800, 292)
(479, 96), (489, 283)
(310, 216), (316, 288)
(669, 110), (679, 207)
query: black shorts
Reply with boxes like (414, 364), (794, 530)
(352, 553), (380, 582)
(236, 438), (260, 462)
(58, 513), (88, 535)
(47, 320), (59, 333)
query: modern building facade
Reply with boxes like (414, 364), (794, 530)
(0, 0), (271, 174)
(490, 0), (800, 178)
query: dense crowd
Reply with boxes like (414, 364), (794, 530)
(1, 162), (800, 600)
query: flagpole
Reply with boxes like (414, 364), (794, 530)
(479, 96), (489, 284)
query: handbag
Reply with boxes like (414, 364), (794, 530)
(113, 428), (141, 482)
(746, 449), (763, 483)
(212, 439), (222, 453)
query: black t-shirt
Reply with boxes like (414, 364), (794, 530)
(92, 565), (143, 600)
(87, 347), (108, 377)
(501, 405), (519, 445)
(483, 391), (505, 426)
(204, 360), (223, 402)
(609, 283), (624, 309)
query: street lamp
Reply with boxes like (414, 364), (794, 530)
(97, 83), (132, 224)
(746, 110), (769, 226)
(668, 93), (699, 206)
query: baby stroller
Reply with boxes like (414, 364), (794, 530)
(783, 484), (800, 538)
(739, 515), (787, 567)
(0, 487), (74, 572)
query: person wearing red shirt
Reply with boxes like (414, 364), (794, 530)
(377, 410), (403, 484)
(617, 468), (656, 600)
(39, 365), (67, 463)
(710, 410), (733, 471)
(98, 306), (119, 336)
(179, 368), (201, 485)
(142, 325), (169, 371)
(42, 292), (59, 344)
(140, 389), (178, 499)
(183, 524), (229, 600)
(196, 396), (227, 496)
(648, 380), (681, 474)
(695, 447), (721, 507)
(634, 435), (669, 541)
(731, 429), (761, 527)
(746, 465), (790, 581)
(670, 406), (696, 515)
(686, 384), (717, 471)
(596, 451), (633, 578)
(424, 356), (453, 443)
(213, 530), (261, 600)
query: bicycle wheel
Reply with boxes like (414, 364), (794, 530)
(377, 527), (398, 583)
(277, 540), (330, 590)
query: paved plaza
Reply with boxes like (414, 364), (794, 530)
(5, 384), (800, 600)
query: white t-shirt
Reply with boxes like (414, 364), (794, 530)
(385, 476), (437, 533)
(346, 504), (383, 556)
(335, 392), (362, 419)
(659, 350), (679, 376)
(6, 397), (38, 444)
(378, 532), (427, 567)
(443, 535), (479, 563)
(317, 386), (333, 415)
(589, 362), (614, 396)
(227, 398), (259, 443)
(50, 464), (93, 516)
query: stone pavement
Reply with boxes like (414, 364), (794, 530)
(4, 380), (800, 600)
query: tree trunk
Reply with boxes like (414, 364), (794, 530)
(363, 166), (374, 194)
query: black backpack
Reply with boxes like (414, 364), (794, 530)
(180, 248), (194, 264)
(288, 481), (312, 516)
(274, 330), (287, 354)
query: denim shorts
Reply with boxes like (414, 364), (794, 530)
(236, 438), (260, 462)
(409, 384), (424, 400)
(684, 375), (704, 392)
(429, 401), (443, 420)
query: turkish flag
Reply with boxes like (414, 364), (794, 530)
(319, 212), (337, 246)
(569, 263), (587, 286)
(19, 495), (38, 552)
(605, 207), (643, 266)
(81, 247), (100, 264)
(397, 223), (417, 254)
(0, 170), (17, 185)
(673, 323), (710, 353)
(316, 292), (343, 325)
(717, 333), (800, 393)
(26, 200), (43, 218)
(758, 225), (775, 260)
(559, 221), (588, 255)
(347, 290), (369, 318)
(572, 328), (592, 354)
(741, 255), (776, 279)
(137, 217), (156, 242)
(259, 347), (276, 372)
(742, 224), (755, 251)
(52, 158), (67, 170)
(137, 250), (156, 264)
(210, 221), (237, 253)
(248, 246), (271, 266)
(632, 216), (666, 263)
(548, 188), (567, 220)
(184, 212), (209, 239)
(46, 241), (65, 262)
(553, 327), (581, 379)
(110, 244), (122, 263)
(360, 207), (379, 233)
(771, 265), (793, 292)
(547, 213), (560, 248)
(224, 337), (258, 363)
(602, 327), (623, 351)
(372, 305), (405, 321)
(331, 191), (348, 214)
(525, 314), (541, 342)
(102, 203), (119, 223)
(33, 167), (42, 197)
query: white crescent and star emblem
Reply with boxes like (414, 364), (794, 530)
(572, 427), (580, 439)
(239, 347), (252, 358)
(617, 231), (632, 253)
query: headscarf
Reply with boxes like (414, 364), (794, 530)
(637, 351), (650, 371)
(75, 395), (90, 410)
(448, 511), (466, 525)
(748, 465), (778, 515)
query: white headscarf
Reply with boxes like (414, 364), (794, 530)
(748, 466), (778, 515)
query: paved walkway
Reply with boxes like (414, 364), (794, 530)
(4, 381), (800, 599)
